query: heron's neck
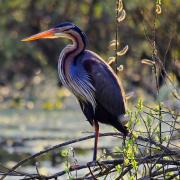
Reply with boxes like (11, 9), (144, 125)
(60, 31), (86, 65)
(67, 31), (86, 55)
(58, 31), (86, 87)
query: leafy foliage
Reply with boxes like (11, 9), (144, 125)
(0, 0), (179, 86)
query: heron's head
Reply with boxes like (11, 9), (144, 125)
(21, 22), (87, 45)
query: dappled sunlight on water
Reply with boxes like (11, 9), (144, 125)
(0, 107), (125, 179)
(0, 101), (179, 179)
(0, 108), (121, 158)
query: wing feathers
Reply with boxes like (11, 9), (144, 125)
(82, 51), (126, 117)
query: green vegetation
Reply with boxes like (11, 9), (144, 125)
(0, 0), (179, 179)
(0, 0), (179, 109)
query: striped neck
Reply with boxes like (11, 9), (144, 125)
(58, 30), (86, 89)
(67, 29), (86, 54)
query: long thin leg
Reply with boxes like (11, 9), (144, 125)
(93, 120), (99, 161)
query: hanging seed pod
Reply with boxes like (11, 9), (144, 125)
(141, 59), (155, 66)
(108, 57), (116, 65)
(117, 45), (128, 56)
(117, 9), (126, 22)
(156, 4), (161, 14)
(117, 65), (124, 72)
(109, 40), (119, 50)
(117, 0), (123, 13)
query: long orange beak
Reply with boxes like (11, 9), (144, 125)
(21, 28), (56, 42)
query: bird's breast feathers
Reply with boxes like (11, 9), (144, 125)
(69, 62), (96, 110)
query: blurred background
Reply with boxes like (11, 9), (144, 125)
(0, 0), (179, 178)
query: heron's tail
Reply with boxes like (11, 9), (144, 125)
(111, 114), (129, 136)
(114, 122), (129, 136)
(113, 121), (129, 136)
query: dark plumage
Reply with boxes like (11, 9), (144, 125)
(22, 22), (128, 161)
(76, 50), (128, 135)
